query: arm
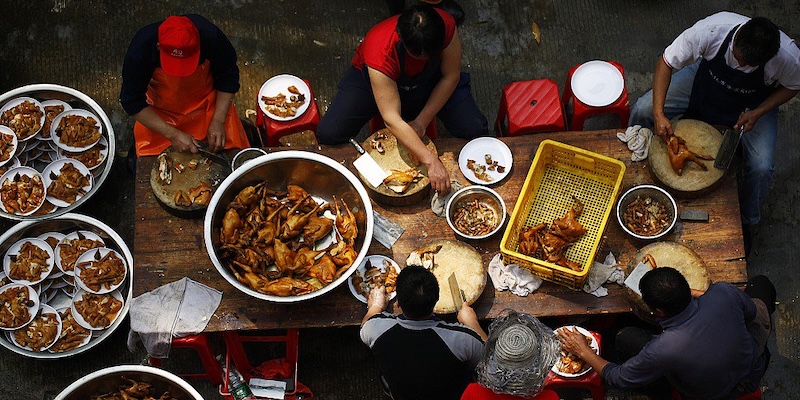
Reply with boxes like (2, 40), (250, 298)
(736, 86), (799, 132)
(361, 286), (388, 326)
(369, 67), (451, 194)
(409, 30), (462, 132)
(132, 107), (201, 153)
(457, 303), (488, 341)
(206, 91), (235, 152)
(558, 328), (609, 374)
(652, 56), (675, 137)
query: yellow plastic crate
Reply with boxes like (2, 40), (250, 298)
(500, 140), (626, 290)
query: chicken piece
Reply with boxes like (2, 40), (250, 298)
(518, 223), (546, 256)
(173, 190), (192, 207)
(230, 185), (260, 209)
(272, 239), (296, 274)
(221, 208), (242, 244)
(281, 196), (320, 239)
(291, 247), (323, 274)
(121, 378), (155, 398)
(659, 131), (714, 175)
(333, 196), (358, 244)
(157, 153), (172, 185)
(555, 257), (583, 272)
(188, 181), (213, 206)
(541, 232), (568, 261)
(328, 240), (357, 267)
(405, 243), (443, 270)
(382, 168), (422, 193)
(307, 254), (338, 283)
(551, 198), (587, 240)
(642, 253), (658, 269)
(255, 206), (283, 245)
(370, 137), (385, 154)
(303, 214), (334, 243)
(288, 85), (301, 95)
(285, 184), (318, 211)
(262, 277), (316, 297)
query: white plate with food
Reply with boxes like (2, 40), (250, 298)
(59, 135), (108, 171)
(38, 100), (72, 141)
(458, 137), (513, 185)
(70, 289), (124, 331)
(348, 255), (401, 304)
(0, 126), (18, 168)
(3, 238), (55, 286)
(0, 283), (40, 330)
(0, 166), (47, 216)
(9, 303), (61, 352)
(37, 232), (66, 254)
(48, 306), (92, 353)
(0, 97), (45, 142)
(42, 158), (93, 207)
(73, 247), (127, 295)
(258, 74), (311, 121)
(570, 60), (624, 107)
(50, 109), (103, 153)
(55, 230), (105, 276)
(553, 325), (600, 378)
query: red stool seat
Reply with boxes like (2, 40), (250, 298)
(256, 79), (321, 147)
(561, 60), (630, 130)
(543, 330), (605, 400)
(495, 79), (566, 136)
(221, 329), (301, 397)
(149, 333), (222, 385)
(369, 114), (438, 139)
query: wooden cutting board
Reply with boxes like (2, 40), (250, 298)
(357, 129), (436, 206)
(625, 241), (710, 323)
(648, 119), (725, 194)
(149, 147), (229, 212)
(407, 239), (486, 314)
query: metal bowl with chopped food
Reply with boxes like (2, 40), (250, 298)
(446, 185), (507, 240)
(616, 184), (677, 240)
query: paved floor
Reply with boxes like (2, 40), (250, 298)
(0, 0), (799, 399)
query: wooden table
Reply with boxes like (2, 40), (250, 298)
(133, 130), (747, 332)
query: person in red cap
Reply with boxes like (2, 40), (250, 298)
(120, 14), (249, 156)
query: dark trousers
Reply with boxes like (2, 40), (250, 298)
(316, 66), (489, 145)
(615, 327), (672, 400)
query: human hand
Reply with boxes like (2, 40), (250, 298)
(557, 327), (594, 359)
(206, 120), (226, 152)
(734, 109), (761, 133)
(408, 119), (427, 138)
(367, 286), (388, 311)
(170, 130), (200, 154)
(653, 112), (673, 138)
(457, 303), (478, 326)
(425, 156), (451, 194)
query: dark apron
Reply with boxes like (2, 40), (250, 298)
(684, 26), (773, 127)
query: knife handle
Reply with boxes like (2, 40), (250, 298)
(349, 138), (366, 155)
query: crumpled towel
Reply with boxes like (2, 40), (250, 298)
(127, 277), (222, 358)
(488, 254), (543, 296)
(431, 180), (465, 217)
(583, 252), (625, 297)
(617, 125), (654, 161)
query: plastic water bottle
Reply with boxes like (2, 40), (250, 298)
(218, 355), (257, 400)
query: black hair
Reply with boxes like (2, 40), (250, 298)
(640, 267), (692, 318)
(734, 17), (781, 66)
(396, 265), (439, 319)
(396, 4), (446, 58)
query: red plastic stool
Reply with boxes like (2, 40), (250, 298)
(256, 79), (321, 147)
(369, 114), (438, 139)
(561, 60), (630, 130)
(149, 333), (223, 385)
(670, 387), (762, 400)
(222, 329), (300, 396)
(543, 331), (605, 400)
(495, 79), (566, 136)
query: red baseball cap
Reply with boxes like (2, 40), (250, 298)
(157, 16), (200, 77)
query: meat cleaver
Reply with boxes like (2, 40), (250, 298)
(350, 138), (389, 188)
(624, 259), (654, 296)
(714, 125), (744, 170)
(448, 272), (465, 311)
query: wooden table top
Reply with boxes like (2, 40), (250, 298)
(133, 130), (746, 332)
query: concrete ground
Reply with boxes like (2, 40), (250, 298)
(0, 0), (798, 398)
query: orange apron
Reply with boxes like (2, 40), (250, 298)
(134, 59), (249, 156)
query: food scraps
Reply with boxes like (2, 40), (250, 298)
(352, 259), (399, 298)
(261, 85), (306, 118)
(370, 131), (388, 154)
(157, 153), (172, 185)
(405, 243), (443, 271)
(623, 196), (671, 237)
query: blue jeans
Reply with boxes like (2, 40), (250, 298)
(629, 62), (778, 225)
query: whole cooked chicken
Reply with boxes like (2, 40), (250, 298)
(382, 168), (421, 193)
(659, 130), (714, 175)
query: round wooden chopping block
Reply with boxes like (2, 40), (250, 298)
(625, 241), (710, 323)
(408, 239), (486, 314)
(357, 129), (435, 206)
(150, 147), (230, 213)
(648, 119), (725, 194)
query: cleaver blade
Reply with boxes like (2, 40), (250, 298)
(448, 272), (464, 312)
(624, 261), (652, 296)
(714, 125), (744, 170)
(350, 138), (389, 188)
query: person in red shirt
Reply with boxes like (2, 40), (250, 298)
(317, 4), (489, 194)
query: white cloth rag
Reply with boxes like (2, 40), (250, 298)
(617, 125), (654, 161)
(127, 277), (222, 358)
(583, 252), (625, 297)
(430, 180), (465, 217)
(488, 254), (543, 296)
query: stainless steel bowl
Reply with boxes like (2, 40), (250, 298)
(204, 150), (374, 302)
(616, 184), (678, 240)
(445, 185), (507, 240)
(55, 365), (203, 400)
(0, 213), (132, 358)
(0, 84), (115, 221)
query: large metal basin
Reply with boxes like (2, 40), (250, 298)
(0, 84), (115, 221)
(0, 213), (132, 358)
(55, 365), (203, 400)
(204, 150), (374, 302)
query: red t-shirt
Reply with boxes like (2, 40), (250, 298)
(351, 8), (456, 80)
